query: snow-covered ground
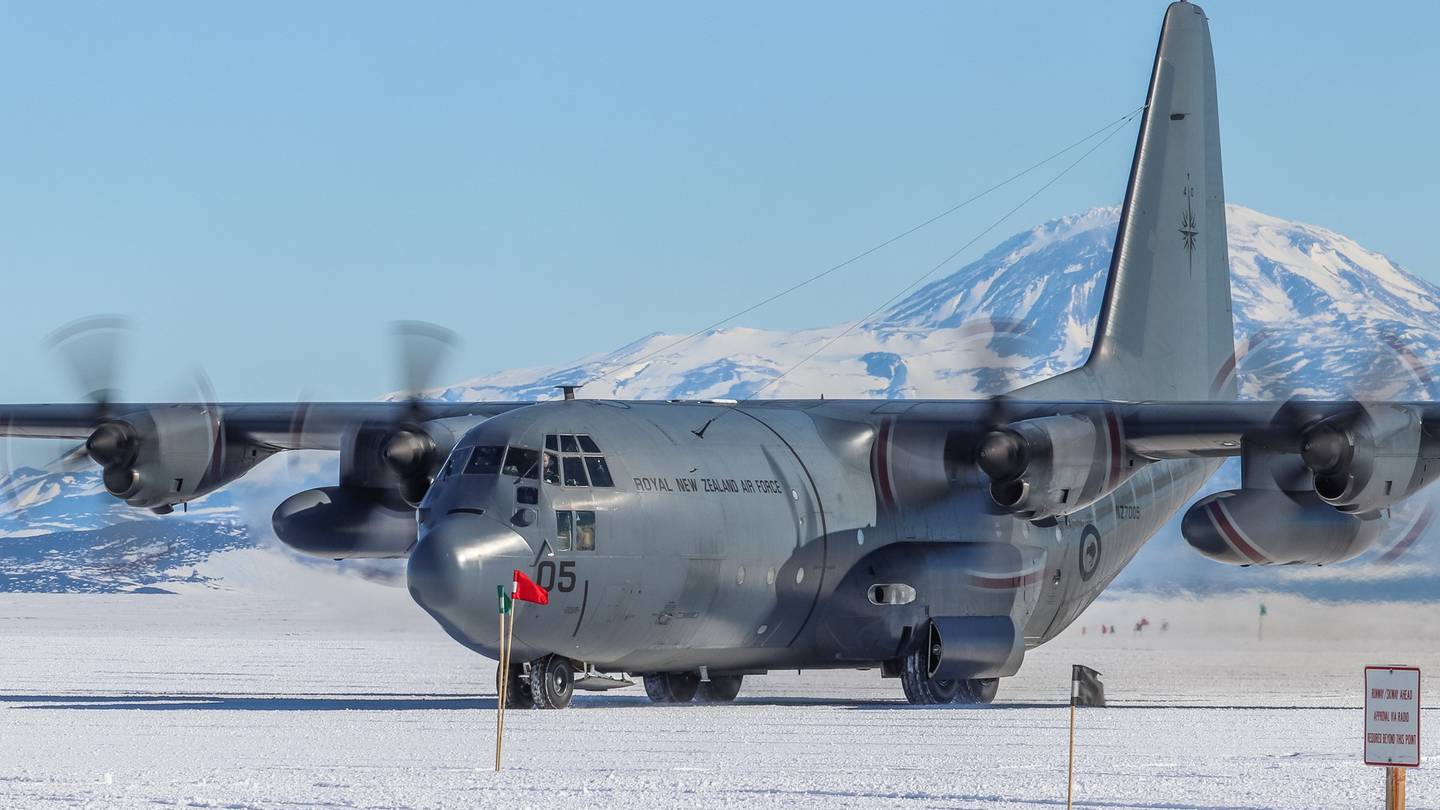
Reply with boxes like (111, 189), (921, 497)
(0, 549), (1436, 809)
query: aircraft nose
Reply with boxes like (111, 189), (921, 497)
(406, 513), (531, 616)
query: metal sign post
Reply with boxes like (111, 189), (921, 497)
(1365, 666), (1421, 810)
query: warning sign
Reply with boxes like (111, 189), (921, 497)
(1365, 666), (1421, 768)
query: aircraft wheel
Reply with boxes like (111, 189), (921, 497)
(898, 644), (961, 705)
(528, 655), (575, 710)
(496, 662), (534, 709)
(642, 672), (701, 703)
(696, 675), (743, 702)
(954, 677), (999, 705)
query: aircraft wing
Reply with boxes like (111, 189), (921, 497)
(0, 401), (531, 450)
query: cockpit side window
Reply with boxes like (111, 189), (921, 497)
(545, 434), (559, 451)
(464, 446), (505, 475)
(577, 435), (601, 453)
(502, 447), (541, 479)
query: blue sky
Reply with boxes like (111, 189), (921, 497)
(1, 0), (1436, 404)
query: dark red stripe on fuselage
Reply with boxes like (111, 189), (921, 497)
(969, 569), (1044, 590)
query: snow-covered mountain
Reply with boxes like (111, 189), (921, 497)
(5, 204), (1438, 596)
(426, 206), (1440, 405)
(0, 466), (250, 592)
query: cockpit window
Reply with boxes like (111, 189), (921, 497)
(562, 456), (588, 487)
(584, 457), (614, 487)
(554, 509), (597, 552)
(502, 447), (541, 479)
(464, 446), (505, 475)
(555, 510), (573, 551)
(543, 434), (613, 489)
(575, 510), (596, 550)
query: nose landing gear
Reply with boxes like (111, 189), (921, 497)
(528, 654), (575, 710)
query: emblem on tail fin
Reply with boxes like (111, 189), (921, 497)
(1179, 176), (1199, 263)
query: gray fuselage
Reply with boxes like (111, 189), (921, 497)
(406, 398), (1216, 676)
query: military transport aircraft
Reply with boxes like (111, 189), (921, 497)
(3, 1), (1435, 708)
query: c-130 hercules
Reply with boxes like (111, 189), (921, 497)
(5, 2), (1436, 708)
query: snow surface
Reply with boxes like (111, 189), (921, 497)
(1, 550), (1437, 809)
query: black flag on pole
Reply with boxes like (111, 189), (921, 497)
(1071, 664), (1105, 707)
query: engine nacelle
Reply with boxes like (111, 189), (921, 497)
(977, 413), (1141, 522)
(342, 418), (470, 507)
(1300, 405), (1440, 514)
(87, 406), (271, 511)
(272, 486), (418, 559)
(1182, 488), (1382, 565)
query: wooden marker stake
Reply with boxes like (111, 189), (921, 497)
(1066, 702), (1076, 810)
(1386, 766), (1406, 810)
(495, 609), (508, 772)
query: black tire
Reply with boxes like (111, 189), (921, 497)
(496, 662), (534, 709)
(954, 677), (999, 705)
(642, 671), (701, 703)
(696, 675), (743, 702)
(528, 655), (575, 710)
(899, 643), (961, 704)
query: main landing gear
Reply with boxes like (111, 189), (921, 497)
(643, 672), (744, 703)
(897, 643), (999, 706)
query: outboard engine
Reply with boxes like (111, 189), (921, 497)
(1299, 405), (1440, 514)
(85, 406), (272, 511)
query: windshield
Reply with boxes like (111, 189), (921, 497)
(463, 446), (505, 475)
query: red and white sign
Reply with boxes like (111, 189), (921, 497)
(1365, 666), (1421, 768)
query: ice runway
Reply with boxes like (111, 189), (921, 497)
(1, 554), (1437, 809)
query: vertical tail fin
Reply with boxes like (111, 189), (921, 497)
(1020, 1), (1235, 401)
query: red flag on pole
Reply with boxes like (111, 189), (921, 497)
(512, 569), (549, 605)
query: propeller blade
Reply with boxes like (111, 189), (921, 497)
(50, 443), (94, 472)
(391, 321), (459, 404)
(44, 315), (133, 410)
